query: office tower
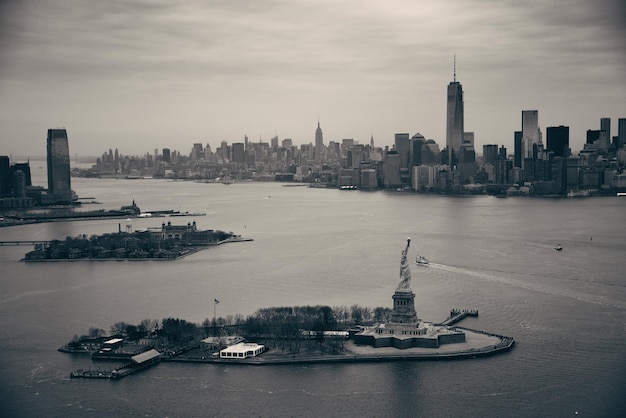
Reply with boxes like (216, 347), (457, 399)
(46, 128), (73, 203)
(446, 57), (464, 167)
(600, 118), (611, 144)
(514, 131), (522, 168)
(315, 120), (323, 160)
(191, 143), (203, 161)
(383, 150), (401, 187)
(410, 133), (426, 168)
(0, 156), (10, 197)
(162, 148), (171, 164)
(231, 143), (245, 164)
(617, 118), (626, 149)
(586, 130), (608, 150)
(394, 133), (410, 186)
(394, 133), (410, 168)
(483, 144), (498, 165)
(521, 110), (539, 162)
(546, 126), (570, 158)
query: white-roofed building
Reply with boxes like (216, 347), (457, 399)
(219, 342), (264, 359)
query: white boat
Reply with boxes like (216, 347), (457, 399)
(554, 244), (563, 251)
(414, 255), (430, 265)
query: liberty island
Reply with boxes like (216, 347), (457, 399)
(62, 239), (513, 379)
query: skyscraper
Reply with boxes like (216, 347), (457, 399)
(521, 110), (539, 162)
(618, 118), (626, 149)
(600, 117), (611, 144)
(546, 126), (569, 158)
(315, 119), (323, 161)
(46, 128), (73, 203)
(446, 57), (464, 167)
(483, 144), (498, 165)
(514, 131), (522, 168)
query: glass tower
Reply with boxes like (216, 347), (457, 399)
(446, 57), (464, 167)
(46, 128), (73, 203)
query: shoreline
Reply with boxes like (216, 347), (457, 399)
(163, 328), (514, 366)
(20, 237), (253, 262)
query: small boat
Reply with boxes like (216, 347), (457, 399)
(554, 244), (563, 251)
(414, 255), (430, 265)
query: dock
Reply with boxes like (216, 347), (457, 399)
(70, 349), (161, 380)
(0, 241), (52, 246)
(439, 309), (478, 326)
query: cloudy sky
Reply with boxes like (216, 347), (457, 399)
(1, 0), (624, 158)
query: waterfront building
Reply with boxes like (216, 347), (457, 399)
(412, 165), (434, 191)
(46, 128), (73, 203)
(566, 157), (581, 191)
(360, 169), (377, 190)
(383, 151), (401, 188)
(219, 342), (264, 359)
(446, 58), (464, 167)
(546, 126), (570, 158)
(354, 239), (466, 349)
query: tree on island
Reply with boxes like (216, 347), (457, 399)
(64, 303), (394, 354)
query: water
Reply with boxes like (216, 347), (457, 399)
(1, 177), (625, 417)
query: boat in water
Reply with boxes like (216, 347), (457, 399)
(554, 244), (563, 251)
(414, 254), (430, 265)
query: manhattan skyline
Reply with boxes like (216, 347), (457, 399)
(1, 0), (624, 157)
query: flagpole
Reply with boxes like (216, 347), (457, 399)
(213, 298), (219, 337)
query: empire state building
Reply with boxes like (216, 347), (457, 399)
(315, 119), (323, 161)
(446, 58), (464, 167)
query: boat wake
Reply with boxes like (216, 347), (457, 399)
(426, 263), (622, 308)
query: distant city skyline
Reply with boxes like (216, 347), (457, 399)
(1, 0), (624, 157)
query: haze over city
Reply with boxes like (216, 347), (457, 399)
(1, 0), (624, 157)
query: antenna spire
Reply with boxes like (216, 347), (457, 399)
(453, 54), (456, 82)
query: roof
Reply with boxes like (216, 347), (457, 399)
(104, 338), (123, 345)
(220, 342), (264, 354)
(131, 349), (161, 364)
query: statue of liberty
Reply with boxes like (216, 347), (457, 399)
(396, 238), (412, 291)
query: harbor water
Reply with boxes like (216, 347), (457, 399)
(1, 174), (625, 417)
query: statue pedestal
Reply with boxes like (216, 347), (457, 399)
(390, 290), (418, 324)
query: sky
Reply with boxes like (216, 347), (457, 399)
(1, 0), (625, 159)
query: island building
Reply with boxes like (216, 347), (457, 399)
(354, 239), (466, 349)
(219, 342), (265, 359)
(47, 128), (74, 203)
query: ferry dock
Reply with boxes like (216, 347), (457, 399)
(70, 349), (161, 380)
(439, 309), (478, 326)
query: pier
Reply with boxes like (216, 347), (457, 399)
(0, 241), (52, 246)
(70, 349), (161, 380)
(439, 309), (479, 326)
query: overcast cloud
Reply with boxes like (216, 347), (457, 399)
(1, 0), (624, 157)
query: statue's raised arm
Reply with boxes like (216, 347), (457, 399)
(396, 238), (412, 291)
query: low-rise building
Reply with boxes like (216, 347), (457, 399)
(219, 342), (264, 359)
